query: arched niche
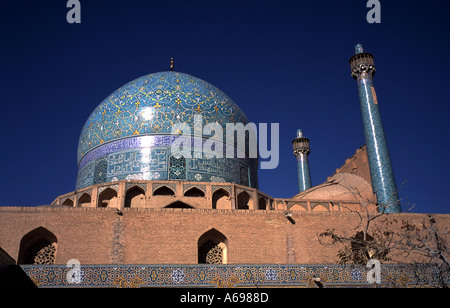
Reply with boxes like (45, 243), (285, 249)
(184, 187), (205, 197)
(98, 188), (118, 208)
(18, 227), (57, 265)
(198, 229), (228, 264)
(125, 186), (145, 208)
(153, 186), (175, 196)
(237, 191), (251, 210)
(212, 189), (230, 209)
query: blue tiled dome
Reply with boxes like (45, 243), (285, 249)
(76, 71), (258, 189)
(78, 71), (249, 161)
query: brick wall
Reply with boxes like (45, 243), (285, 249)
(1, 206), (448, 266)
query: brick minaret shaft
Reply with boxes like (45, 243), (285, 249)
(349, 44), (401, 213)
(292, 129), (312, 193)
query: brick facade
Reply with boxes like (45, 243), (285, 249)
(1, 206), (448, 266)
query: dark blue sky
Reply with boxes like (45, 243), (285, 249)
(1, 0), (449, 214)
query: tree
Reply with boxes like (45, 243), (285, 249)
(317, 183), (449, 287)
(318, 184), (398, 266)
(396, 216), (449, 288)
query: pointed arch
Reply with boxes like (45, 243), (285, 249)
(184, 187), (205, 197)
(289, 203), (308, 211)
(125, 186), (145, 208)
(164, 201), (194, 209)
(78, 193), (91, 207)
(18, 227), (57, 265)
(311, 203), (329, 212)
(153, 185), (175, 196)
(237, 191), (251, 209)
(212, 188), (230, 209)
(61, 198), (74, 206)
(198, 229), (228, 264)
(258, 197), (267, 210)
(98, 188), (118, 208)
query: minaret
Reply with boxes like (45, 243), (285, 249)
(349, 44), (401, 213)
(292, 129), (312, 193)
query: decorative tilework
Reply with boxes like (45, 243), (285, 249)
(350, 46), (400, 213)
(76, 71), (258, 191)
(76, 136), (258, 190)
(183, 184), (206, 194)
(98, 184), (119, 195)
(211, 185), (231, 194)
(356, 76), (401, 212)
(21, 264), (447, 288)
(296, 153), (312, 193)
(239, 163), (249, 187)
(77, 189), (92, 199)
(78, 72), (249, 162)
(152, 182), (177, 193)
(125, 182), (147, 193)
(76, 161), (94, 189)
(169, 154), (186, 180)
(93, 157), (107, 185)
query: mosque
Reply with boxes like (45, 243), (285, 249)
(0, 45), (448, 288)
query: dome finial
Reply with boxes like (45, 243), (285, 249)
(170, 58), (174, 71)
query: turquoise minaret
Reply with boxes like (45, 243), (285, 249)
(292, 129), (312, 193)
(349, 44), (401, 213)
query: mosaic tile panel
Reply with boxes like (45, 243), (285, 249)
(21, 264), (447, 288)
(169, 154), (186, 180)
(93, 157), (108, 185)
(239, 163), (249, 187)
(211, 185), (231, 194)
(76, 135), (258, 190)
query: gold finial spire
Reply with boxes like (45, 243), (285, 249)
(170, 58), (174, 71)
